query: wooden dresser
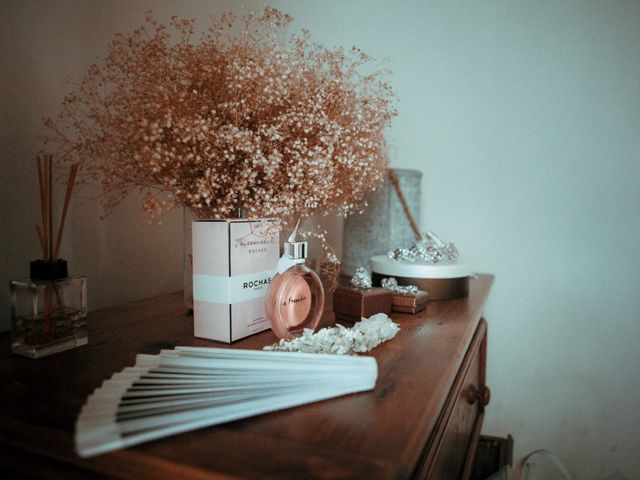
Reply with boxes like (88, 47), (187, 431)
(0, 275), (493, 479)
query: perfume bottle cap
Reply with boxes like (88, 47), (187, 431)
(284, 220), (307, 260)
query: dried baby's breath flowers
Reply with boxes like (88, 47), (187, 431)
(44, 7), (396, 223)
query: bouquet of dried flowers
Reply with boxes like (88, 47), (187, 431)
(45, 7), (396, 222)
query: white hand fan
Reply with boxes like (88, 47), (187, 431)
(75, 347), (377, 457)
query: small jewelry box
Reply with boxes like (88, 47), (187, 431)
(390, 290), (429, 314)
(333, 286), (392, 323)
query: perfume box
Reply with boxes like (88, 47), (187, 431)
(192, 219), (279, 343)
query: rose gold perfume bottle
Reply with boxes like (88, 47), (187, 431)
(265, 221), (324, 339)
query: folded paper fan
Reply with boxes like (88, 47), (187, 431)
(75, 347), (378, 457)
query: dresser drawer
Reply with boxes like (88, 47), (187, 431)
(416, 319), (489, 479)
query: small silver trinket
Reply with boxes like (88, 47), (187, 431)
(387, 231), (459, 264)
(350, 267), (373, 289)
(381, 277), (419, 296)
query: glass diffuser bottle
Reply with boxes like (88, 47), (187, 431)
(9, 155), (87, 358)
(11, 261), (87, 358)
(265, 221), (324, 339)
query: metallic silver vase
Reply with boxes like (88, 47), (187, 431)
(341, 169), (422, 277)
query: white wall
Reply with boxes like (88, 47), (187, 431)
(2, 1), (639, 479)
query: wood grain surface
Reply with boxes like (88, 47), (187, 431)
(0, 275), (493, 479)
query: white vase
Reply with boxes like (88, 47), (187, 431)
(341, 169), (422, 276)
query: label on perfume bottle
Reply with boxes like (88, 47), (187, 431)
(279, 276), (312, 329)
(192, 219), (279, 343)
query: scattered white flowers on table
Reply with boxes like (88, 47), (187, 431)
(264, 313), (400, 355)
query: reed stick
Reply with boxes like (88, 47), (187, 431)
(47, 155), (54, 262)
(43, 284), (54, 339)
(35, 225), (46, 259)
(44, 156), (50, 261)
(36, 156), (47, 256)
(33, 154), (80, 340)
(53, 164), (78, 260)
(41, 157), (49, 261)
(388, 169), (422, 241)
(35, 155), (79, 262)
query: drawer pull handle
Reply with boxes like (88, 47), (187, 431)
(467, 385), (491, 407)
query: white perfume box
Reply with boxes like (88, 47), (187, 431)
(192, 219), (279, 343)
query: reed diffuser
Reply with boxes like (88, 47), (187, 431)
(10, 155), (87, 358)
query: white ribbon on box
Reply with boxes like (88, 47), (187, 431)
(193, 269), (277, 304)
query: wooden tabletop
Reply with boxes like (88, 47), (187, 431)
(0, 275), (493, 480)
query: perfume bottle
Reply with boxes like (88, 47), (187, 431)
(265, 221), (324, 339)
